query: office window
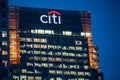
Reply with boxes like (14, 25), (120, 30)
(2, 41), (7, 46)
(41, 38), (47, 43)
(51, 30), (54, 34)
(2, 50), (7, 55)
(86, 32), (92, 37)
(63, 31), (72, 36)
(2, 60), (7, 67)
(76, 46), (82, 51)
(26, 38), (32, 42)
(2, 31), (7, 37)
(28, 76), (34, 80)
(78, 72), (84, 76)
(84, 65), (89, 70)
(81, 32), (85, 37)
(35, 77), (41, 80)
(45, 30), (51, 34)
(11, 53), (17, 57)
(31, 29), (38, 34)
(85, 72), (91, 76)
(76, 41), (82, 45)
(38, 29), (44, 34)
(83, 54), (88, 57)
(56, 77), (62, 80)
(20, 75), (27, 80)
(22, 69), (27, 73)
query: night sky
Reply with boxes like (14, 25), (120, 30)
(9, 0), (120, 80)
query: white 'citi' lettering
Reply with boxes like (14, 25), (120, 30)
(40, 14), (61, 24)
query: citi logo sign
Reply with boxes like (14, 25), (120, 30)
(40, 10), (61, 24)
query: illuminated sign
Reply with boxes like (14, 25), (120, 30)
(40, 10), (61, 24)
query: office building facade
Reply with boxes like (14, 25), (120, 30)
(0, 0), (103, 79)
(8, 6), (103, 80)
(0, 0), (10, 80)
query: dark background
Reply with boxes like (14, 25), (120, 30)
(18, 7), (83, 32)
(9, 0), (120, 80)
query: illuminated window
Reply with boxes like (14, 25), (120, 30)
(83, 54), (88, 57)
(34, 50), (40, 54)
(81, 32), (92, 37)
(2, 50), (7, 55)
(76, 46), (82, 51)
(35, 63), (41, 67)
(28, 76), (34, 80)
(76, 41), (82, 45)
(49, 63), (53, 67)
(41, 51), (46, 55)
(48, 45), (54, 49)
(11, 53), (17, 57)
(31, 29), (38, 34)
(69, 46), (75, 50)
(76, 54), (83, 57)
(31, 29), (34, 33)
(69, 53), (75, 57)
(26, 38), (32, 42)
(63, 31), (72, 36)
(81, 32), (85, 36)
(45, 30), (51, 34)
(35, 77), (41, 80)
(49, 70), (55, 74)
(42, 63), (48, 67)
(20, 75), (27, 80)
(41, 38), (47, 43)
(78, 78), (84, 80)
(56, 77), (62, 80)
(56, 70), (62, 75)
(27, 62), (33, 67)
(86, 32), (92, 37)
(35, 29), (37, 33)
(50, 78), (54, 80)
(21, 38), (26, 41)
(85, 72), (91, 76)
(63, 52), (69, 56)
(10, 46), (17, 50)
(78, 72), (84, 76)
(70, 71), (76, 75)
(2, 60), (7, 67)
(51, 30), (54, 34)
(2, 41), (7, 46)
(38, 29), (44, 34)
(63, 31), (66, 35)
(62, 46), (67, 50)
(22, 69), (27, 73)
(41, 44), (47, 49)
(2, 31), (7, 37)
(55, 45), (61, 50)
(10, 41), (17, 45)
(84, 65), (89, 70)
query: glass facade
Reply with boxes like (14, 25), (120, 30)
(0, 3), (103, 80)
(8, 6), (104, 80)
(0, 0), (10, 80)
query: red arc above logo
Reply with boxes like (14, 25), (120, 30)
(48, 10), (61, 16)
